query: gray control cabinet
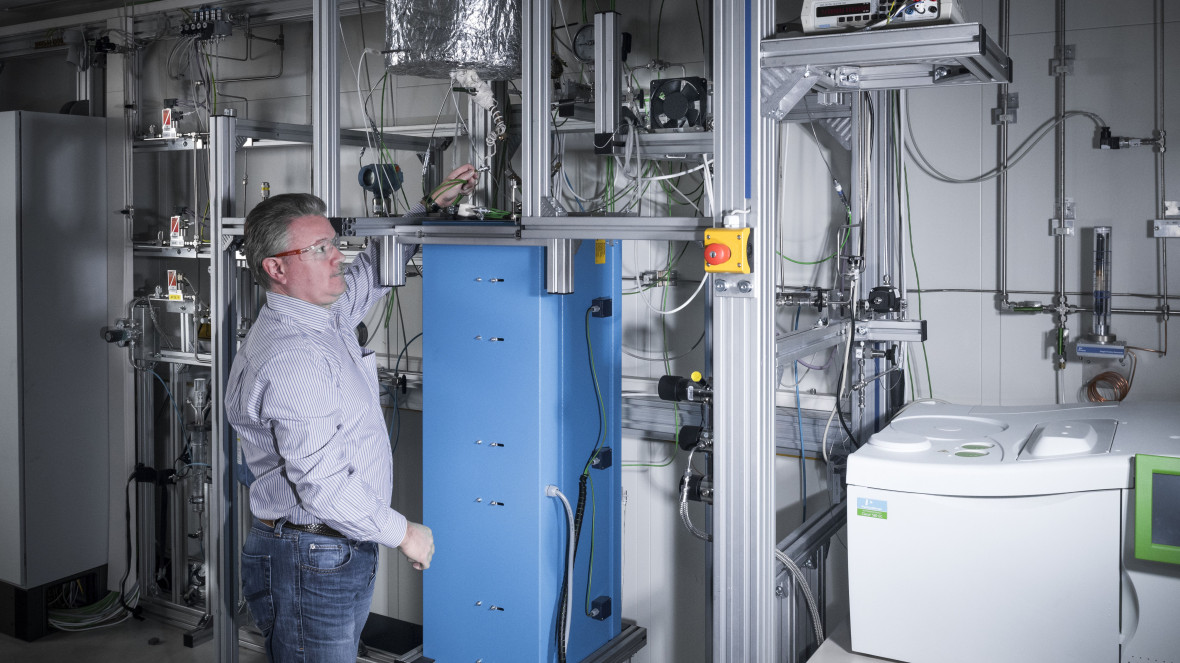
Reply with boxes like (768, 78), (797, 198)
(0, 112), (110, 604)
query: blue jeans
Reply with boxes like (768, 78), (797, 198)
(242, 519), (378, 663)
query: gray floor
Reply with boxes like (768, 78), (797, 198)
(0, 617), (269, 663)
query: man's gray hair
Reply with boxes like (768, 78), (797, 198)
(243, 193), (327, 290)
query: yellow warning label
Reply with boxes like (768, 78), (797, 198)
(595, 239), (606, 264)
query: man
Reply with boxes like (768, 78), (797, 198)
(226, 165), (478, 662)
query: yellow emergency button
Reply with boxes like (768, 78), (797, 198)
(703, 227), (752, 274)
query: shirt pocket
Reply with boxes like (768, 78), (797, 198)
(360, 348), (379, 398)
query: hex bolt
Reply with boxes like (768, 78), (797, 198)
(715, 279), (729, 292)
(738, 280), (752, 293)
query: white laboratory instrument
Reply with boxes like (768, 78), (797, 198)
(846, 401), (1180, 663)
(801, 0), (965, 34)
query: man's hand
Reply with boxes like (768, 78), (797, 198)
(430, 164), (480, 207)
(398, 521), (435, 570)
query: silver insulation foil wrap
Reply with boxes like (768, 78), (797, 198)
(384, 0), (520, 80)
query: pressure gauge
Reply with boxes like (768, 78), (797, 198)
(573, 24), (595, 63)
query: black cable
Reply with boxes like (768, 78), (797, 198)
(118, 474), (142, 619)
(555, 486), (577, 663)
(834, 325), (862, 448)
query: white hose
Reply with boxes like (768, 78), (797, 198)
(637, 272), (711, 316)
(546, 485), (576, 657)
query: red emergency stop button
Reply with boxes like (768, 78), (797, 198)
(704, 243), (731, 265)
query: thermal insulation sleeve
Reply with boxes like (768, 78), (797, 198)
(384, 0), (520, 80)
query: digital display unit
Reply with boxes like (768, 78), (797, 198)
(1135, 454), (1180, 565)
(816, 2), (871, 17)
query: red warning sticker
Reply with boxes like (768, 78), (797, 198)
(169, 215), (183, 246)
(167, 269), (182, 300)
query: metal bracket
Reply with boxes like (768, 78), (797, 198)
(1051, 219), (1075, 236)
(991, 92), (1019, 125)
(855, 319), (927, 343)
(1050, 44), (1075, 75)
(713, 276), (756, 299)
(1153, 220), (1180, 238)
(1050, 198), (1076, 236)
(539, 196), (568, 217)
(760, 65), (822, 121)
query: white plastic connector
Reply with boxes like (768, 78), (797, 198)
(451, 69), (496, 110)
(545, 484), (559, 497)
(458, 203), (476, 217)
(722, 207), (751, 229)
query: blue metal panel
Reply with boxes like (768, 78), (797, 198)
(423, 241), (622, 662)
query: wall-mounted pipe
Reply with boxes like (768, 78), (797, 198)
(997, 0), (1011, 306)
(1154, 0), (1169, 327)
(1053, 0), (1068, 320)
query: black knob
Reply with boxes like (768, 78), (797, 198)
(658, 375), (688, 402)
(678, 425), (703, 451)
(100, 326), (125, 344)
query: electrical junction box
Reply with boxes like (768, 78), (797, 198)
(704, 227), (752, 274)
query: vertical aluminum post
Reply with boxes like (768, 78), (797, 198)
(209, 113), (240, 663)
(849, 95), (867, 436)
(522, 0), (551, 218)
(379, 236), (409, 287)
(313, 0), (339, 213)
(712, 0), (777, 660)
(545, 238), (576, 294)
(169, 364), (187, 605)
(523, 0), (568, 293)
(594, 12), (621, 138)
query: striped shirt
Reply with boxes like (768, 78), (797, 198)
(226, 240), (406, 549)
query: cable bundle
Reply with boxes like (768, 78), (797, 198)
(48, 585), (139, 632)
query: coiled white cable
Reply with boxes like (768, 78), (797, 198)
(451, 69), (506, 172)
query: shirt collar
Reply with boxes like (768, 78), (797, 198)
(264, 292), (334, 331)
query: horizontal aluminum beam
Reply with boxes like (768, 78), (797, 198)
(775, 500), (846, 571)
(339, 216), (712, 242)
(856, 319), (927, 343)
(761, 23), (1011, 95)
(775, 321), (850, 366)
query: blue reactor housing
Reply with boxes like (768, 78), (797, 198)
(422, 240), (623, 662)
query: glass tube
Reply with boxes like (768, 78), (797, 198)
(1092, 226), (1112, 338)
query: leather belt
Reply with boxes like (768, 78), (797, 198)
(259, 518), (346, 539)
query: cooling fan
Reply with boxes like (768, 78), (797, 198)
(649, 77), (708, 131)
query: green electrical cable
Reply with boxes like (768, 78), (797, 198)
(624, 241), (681, 469)
(777, 221), (851, 265)
(903, 151), (934, 397)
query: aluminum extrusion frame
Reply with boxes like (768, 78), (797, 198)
(712, 0), (778, 660)
(208, 113), (241, 663)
